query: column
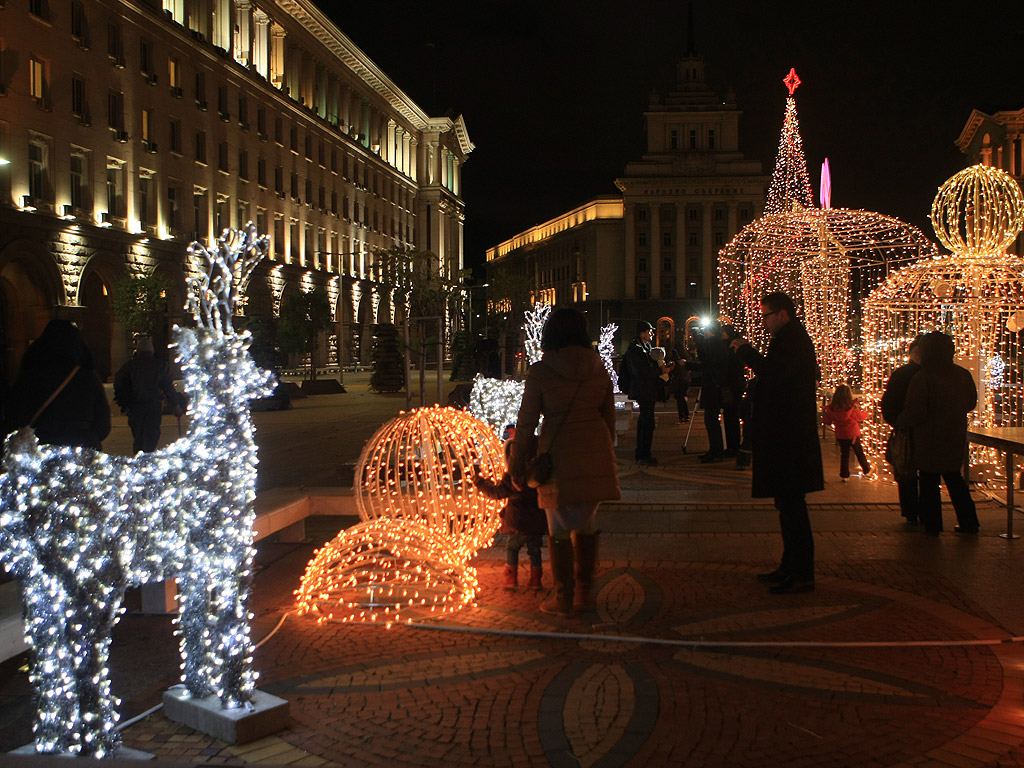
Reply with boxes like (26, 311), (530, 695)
(624, 203), (636, 299)
(339, 84), (350, 133)
(649, 203), (661, 297)
(702, 203), (713, 301)
(675, 202), (687, 298)
(409, 137), (418, 182)
(253, 12), (269, 77)
(270, 25), (286, 89)
(385, 120), (396, 166)
(234, 0), (252, 66)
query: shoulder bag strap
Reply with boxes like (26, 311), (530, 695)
(28, 365), (81, 428)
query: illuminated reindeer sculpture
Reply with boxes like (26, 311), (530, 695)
(0, 225), (275, 756)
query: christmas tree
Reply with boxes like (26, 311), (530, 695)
(764, 68), (814, 215)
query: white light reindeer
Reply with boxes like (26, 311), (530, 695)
(0, 225), (274, 756)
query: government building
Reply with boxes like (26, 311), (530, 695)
(956, 107), (1024, 257)
(0, 0), (472, 383)
(484, 49), (767, 350)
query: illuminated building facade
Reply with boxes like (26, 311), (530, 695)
(485, 50), (767, 349)
(0, 0), (472, 381)
(955, 107), (1024, 257)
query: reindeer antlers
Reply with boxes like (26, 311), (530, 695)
(187, 224), (269, 334)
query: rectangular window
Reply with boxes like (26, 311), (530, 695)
(318, 185), (325, 211)
(169, 118), (181, 153)
(274, 166), (283, 194)
(141, 108), (152, 141)
(318, 143), (326, 168)
(238, 149), (248, 180)
(195, 131), (207, 164)
(274, 117), (283, 145)
(687, 256), (699, 272)
(273, 217), (284, 259)
(714, 231), (724, 246)
(689, 208), (698, 220)
(194, 71), (207, 110)
(29, 0), (50, 19)
(28, 137), (51, 203)
(663, 256), (672, 272)
(637, 231), (647, 247)
(168, 57), (181, 96)
(256, 207), (267, 238)
(638, 283), (648, 299)
(194, 187), (209, 237)
(216, 142), (228, 172)
(257, 107), (267, 139)
(290, 171), (299, 200)
(687, 283), (699, 299)
(638, 256), (647, 273)
(106, 157), (124, 218)
(238, 95), (248, 129)
(305, 178), (312, 206)
(71, 75), (86, 118)
(670, 129), (678, 150)
(290, 126), (298, 153)
(167, 181), (180, 231)
(689, 232), (698, 246)
(661, 283), (673, 299)
(663, 232), (672, 246)
(708, 129), (716, 150)
(107, 22), (123, 66)
(107, 91), (125, 136)
(330, 190), (337, 214)
(139, 169), (155, 225)
(257, 158), (267, 187)
(637, 207), (647, 221)
(29, 57), (47, 103)
(70, 1), (86, 43)
(217, 85), (229, 121)
(69, 149), (88, 210)
(140, 38), (154, 76)
(216, 195), (229, 232)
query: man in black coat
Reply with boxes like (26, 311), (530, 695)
(114, 337), (185, 453)
(625, 320), (670, 466)
(880, 334), (924, 524)
(688, 322), (744, 463)
(732, 292), (823, 594)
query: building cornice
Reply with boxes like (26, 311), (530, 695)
(486, 196), (623, 262)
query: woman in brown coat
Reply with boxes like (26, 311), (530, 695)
(898, 331), (979, 535)
(512, 308), (620, 615)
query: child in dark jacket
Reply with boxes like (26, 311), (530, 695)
(474, 433), (549, 589)
(822, 383), (872, 481)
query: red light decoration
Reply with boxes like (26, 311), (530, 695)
(783, 67), (801, 96)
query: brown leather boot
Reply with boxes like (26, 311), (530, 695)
(502, 564), (517, 590)
(539, 537), (574, 616)
(573, 532), (598, 611)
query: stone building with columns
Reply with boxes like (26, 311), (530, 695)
(955, 108), (1024, 257)
(0, 0), (471, 384)
(485, 50), (766, 351)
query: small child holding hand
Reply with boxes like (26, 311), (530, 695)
(822, 383), (872, 481)
(474, 430), (548, 589)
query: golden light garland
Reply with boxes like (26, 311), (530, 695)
(862, 164), (1024, 479)
(296, 407), (506, 624)
(718, 208), (937, 388)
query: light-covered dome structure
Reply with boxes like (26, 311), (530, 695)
(861, 164), (1024, 470)
(718, 207), (937, 388)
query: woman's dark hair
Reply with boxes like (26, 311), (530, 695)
(21, 319), (94, 371)
(541, 307), (591, 351)
(920, 331), (955, 369)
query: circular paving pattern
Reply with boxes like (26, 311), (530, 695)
(209, 561), (1019, 768)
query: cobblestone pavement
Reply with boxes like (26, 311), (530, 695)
(4, 377), (1024, 766)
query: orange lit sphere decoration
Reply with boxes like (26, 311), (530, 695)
(295, 517), (478, 626)
(861, 164), (1024, 478)
(355, 406), (506, 557)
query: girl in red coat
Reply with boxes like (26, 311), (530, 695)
(822, 384), (872, 481)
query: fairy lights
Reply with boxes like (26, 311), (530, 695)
(0, 225), (275, 756)
(764, 70), (813, 216)
(862, 164), (1024, 473)
(599, 323), (619, 393)
(719, 207), (936, 388)
(296, 407), (505, 624)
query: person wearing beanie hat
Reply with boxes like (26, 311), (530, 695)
(623, 320), (671, 466)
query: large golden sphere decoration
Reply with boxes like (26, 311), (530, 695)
(929, 164), (1024, 257)
(296, 406), (506, 625)
(356, 406), (506, 558)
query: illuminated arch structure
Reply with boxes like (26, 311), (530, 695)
(861, 165), (1024, 472)
(296, 406), (506, 625)
(718, 208), (937, 388)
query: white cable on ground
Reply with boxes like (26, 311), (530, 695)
(113, 613), (295, 733)
(405, 621), (1024, 649)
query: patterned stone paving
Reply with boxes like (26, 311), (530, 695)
(120, 558), (1024, 767)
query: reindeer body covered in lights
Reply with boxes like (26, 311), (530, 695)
(0, 225), (275, 756)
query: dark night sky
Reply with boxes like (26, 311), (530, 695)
(319, 0), (1024, 274)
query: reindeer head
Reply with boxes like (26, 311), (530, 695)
(174, 225), (276, 420)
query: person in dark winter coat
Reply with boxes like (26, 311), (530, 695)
(667, 341), (691, 422)
(474, 433), (548, 590)
(881, 335), (924, 523)
(624, 320), (670, 466)
(897, 331), (979, 536)
(687, 323), (744, 463)
(511, 307), (620, 616)
(732, 292), (823, 594)
(114, 337), (185, 453)
(4, 319), (110, 450)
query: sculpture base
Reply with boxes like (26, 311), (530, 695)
(162, 688), (290, 744)
(11, 744), (155, 759)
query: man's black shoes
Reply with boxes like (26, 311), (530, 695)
(769, 576), (815, 594)
(756, 568), (788, 584)
(698, 452), (724, 463)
